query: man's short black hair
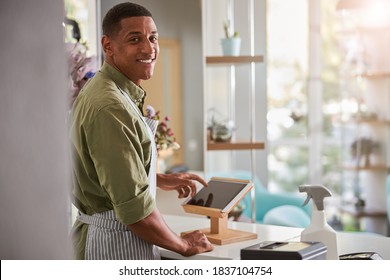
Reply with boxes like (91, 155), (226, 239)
(102, 2), (153, 37)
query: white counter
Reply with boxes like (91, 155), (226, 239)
(161, 214), (390, 260)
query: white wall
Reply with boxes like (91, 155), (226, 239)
(0, 1), (71, 259)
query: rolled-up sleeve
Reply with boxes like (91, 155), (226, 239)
(86, 103), (155, 225)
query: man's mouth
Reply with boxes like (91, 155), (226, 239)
(138, 58), (155, 64)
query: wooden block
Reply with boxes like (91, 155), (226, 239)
(182, 204), (225, 218)
(181, 227), (257, 245)
(210, 216), (227, 234)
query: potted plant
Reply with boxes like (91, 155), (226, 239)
(145, 105), (180, 173)
(207, 108), (235, 142)
(221, 20), (241, 56)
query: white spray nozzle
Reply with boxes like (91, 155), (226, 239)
(299, 184), (332, 211)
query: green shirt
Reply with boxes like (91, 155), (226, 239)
(70, 62), (155, 259)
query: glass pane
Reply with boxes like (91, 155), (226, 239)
(267, 0), (309, 193)
(268, 145), (309, 193)
(267, 0), (309, 142)
(321, 0), (343, 203)
(322, 143), (342, 194)
(64, 0), (97, 56)
(321, 0), (343, 137)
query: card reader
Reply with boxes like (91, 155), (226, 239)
(240, 241), (327, 260)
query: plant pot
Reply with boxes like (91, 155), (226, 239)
(220, 37), (241, 56)
(211, 124), (233, 142)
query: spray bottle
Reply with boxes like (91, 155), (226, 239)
(299, 184), (339, 260)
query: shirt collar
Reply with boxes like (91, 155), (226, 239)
(100, 61), (146, 109)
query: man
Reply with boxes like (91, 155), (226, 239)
(70, 2), (213, 260)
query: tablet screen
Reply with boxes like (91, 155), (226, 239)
(184, 179), (250, 211)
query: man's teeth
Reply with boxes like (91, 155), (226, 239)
(139, 59), (153, 63)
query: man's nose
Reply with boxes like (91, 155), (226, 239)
(140, 40), (155, 54)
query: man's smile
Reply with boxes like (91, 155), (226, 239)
(137, 58), (156, 64)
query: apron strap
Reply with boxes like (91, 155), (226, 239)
(77, 210), (128, 231)
(118, 86), (158, 198)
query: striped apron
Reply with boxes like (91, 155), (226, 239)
(77, 87), (160, 260)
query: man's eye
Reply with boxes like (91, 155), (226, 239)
(129, 37), (140, 43)
(150, 36), (158, 43)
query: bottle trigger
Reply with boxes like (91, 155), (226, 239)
(302, 194), (311, 207)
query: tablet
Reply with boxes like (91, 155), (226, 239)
(182, 177), (252, 213)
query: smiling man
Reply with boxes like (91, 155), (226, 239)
(69, 2), (213, 260)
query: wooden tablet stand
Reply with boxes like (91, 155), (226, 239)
(181, 178), (258, 245)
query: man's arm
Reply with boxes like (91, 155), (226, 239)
(128, 208), (213, 257)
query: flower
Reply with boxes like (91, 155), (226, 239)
(145, 105), (180, 151)
(66, 42), (98, 108)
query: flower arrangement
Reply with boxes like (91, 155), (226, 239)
(145, 105), (180, 151)
(66, 42), (98, 108)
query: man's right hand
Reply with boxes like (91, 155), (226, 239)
(128, 209), (213, 257)
(180, 230), (214, 256)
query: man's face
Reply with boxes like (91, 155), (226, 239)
(103, 16), (159, 85)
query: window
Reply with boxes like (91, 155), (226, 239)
(267, 0), (310, 192)
(64, 0), (98, 227)
(267, 0), (342, 206)
(64, 0), (98, 56)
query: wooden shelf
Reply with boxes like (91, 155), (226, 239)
(335, 119), (390, 125)
(340, 206), (387, 218)
(336, 26), (390, 35)
(340, 72), (390, 80)
(340, 164), (390, 172)
(206, 55), (263, 65)
(207, 141), (265, 151)
(354, 72), (390, 79)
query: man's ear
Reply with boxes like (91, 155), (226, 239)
(101, 35), (112, 56)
